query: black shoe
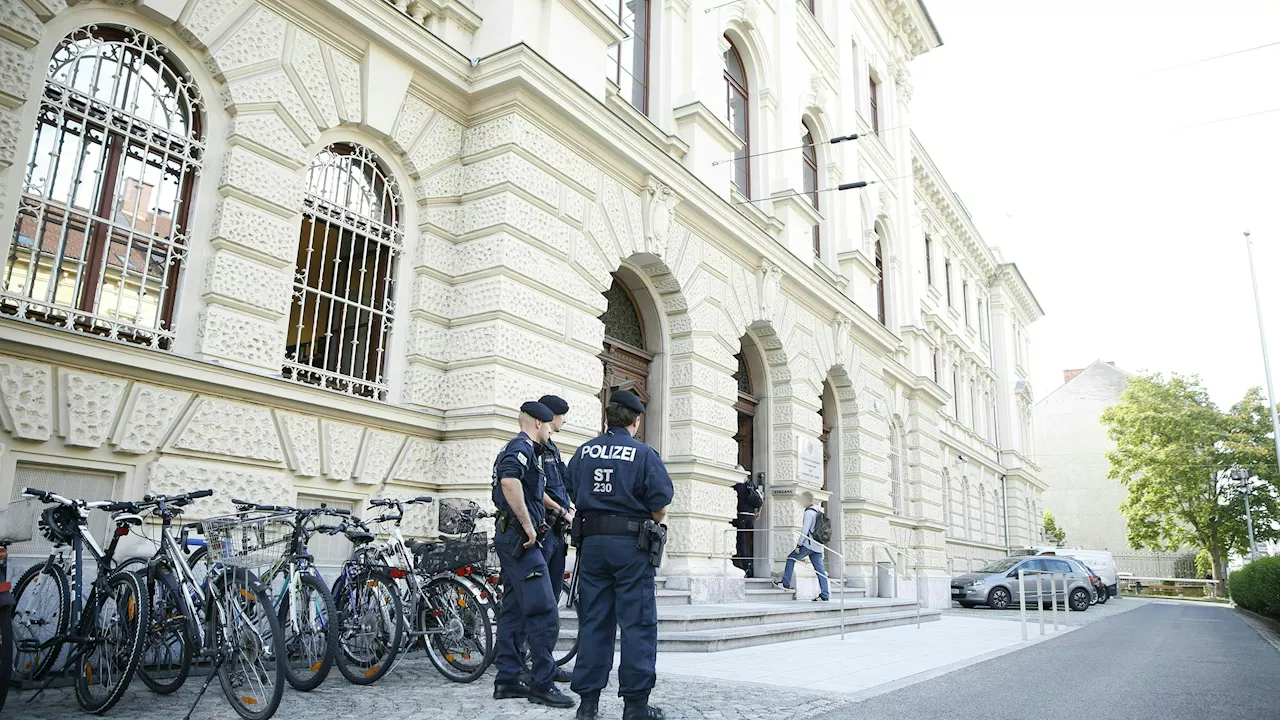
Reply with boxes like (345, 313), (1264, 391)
(576, 693), (600, 720)
(494, 678), (531, 700)
(529, 685), (576, 708)
(554, 667), (573, 683)
(623, 703), (666, 720)
(813, 596), (830, 602)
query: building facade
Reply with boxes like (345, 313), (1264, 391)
(1035, 361), (1134, 553)
(0, 0), (1044, 607)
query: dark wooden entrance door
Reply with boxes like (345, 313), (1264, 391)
(733, 352), (760, 575)
(600, 338), (652, 442)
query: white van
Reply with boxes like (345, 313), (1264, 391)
(1013, 547), (1118, 597)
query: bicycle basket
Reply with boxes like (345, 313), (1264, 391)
(416, 532), (490, 575)
(201, 511), (292, 568)
(437, 498), (480, 535)
(0, 496), (39, 544)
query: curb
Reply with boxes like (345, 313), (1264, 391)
(1233, 606), (1280, 654)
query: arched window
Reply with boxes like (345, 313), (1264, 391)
(4, 26), (204, 349)
(962, 478), (971, 539)
(952, 366), (960, 418)
(969, 380), (978, 432)
(606, 0), (650, 114)
(724, 39), (750, 197)
(600, 274), (653, 439)
(285, 143), (402, 400)
(889, 420), (904, 515)
(874, 223), (886, 325)
(978, 483), (986, 543)
(802, 122), (819, 256)
(985, 391), (995, 443)
(941, 471), (952, 536)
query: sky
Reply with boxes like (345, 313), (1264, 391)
(909, 0), (1280, 410)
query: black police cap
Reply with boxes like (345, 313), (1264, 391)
(538, 395), (570, 415)
(520, 401), (554, 422)
(609, 390), (645, 415)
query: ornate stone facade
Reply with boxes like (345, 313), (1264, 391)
(0, 0), (1042, 606)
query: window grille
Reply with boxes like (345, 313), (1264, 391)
(889, 421), (904, 515)
(3, 26), (203, 350)
(283, 143), (402, 401)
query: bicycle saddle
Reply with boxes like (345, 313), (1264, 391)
(346, 529), (375, 545)
(406, 538), (440, 556)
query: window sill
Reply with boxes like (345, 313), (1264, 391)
(731, 188), (783, 235)
(927, 285), (942, 303)
(811, 256), (845, 291)
(606, 82), (687, 161)
(838, 249), (879, 284)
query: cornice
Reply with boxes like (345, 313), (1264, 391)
(796, 1), (837, 80)
(993, 263), (1045, 323)
(555, 0), (628, 46)
(606, 83), (688, 160)
(772, 190), (823, 228)
(673, 101), (744, 154)
(879, 0), (943, 60)
(839, 248), (879, 283)
(911, 137), (1001, 280)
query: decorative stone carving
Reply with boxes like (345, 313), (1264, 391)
(196, 304), (288, 370)
(172, 398), (283, 462)
(221, 71), (319, 145)
(277, 412), (320, 476)
(288, 31), (339, 129)
(203, 250), (292, 317)
(329, 49), (362, 124)
(113, 384), (192, 454)
(210, 196), (298, 265)
(218, 146), (305, 215)
(58, 370), (127, 448)
(833, 314), (852, 369)
(758, 261), (782, 323)
(322, 420), (363, 481)
(642, 177), (679, 258)
(227, 112), (307, 168)
(355, 430), (406, 485)
(180, 0), (246, 50)
(147, 457), (290, 517)
(408, 113), (463, 177)
(0, 357), (52, 440)
(391, 93), (434, 155)
(208, 6), (285, 78)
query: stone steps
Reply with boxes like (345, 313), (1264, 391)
(742, 578), (867, 603)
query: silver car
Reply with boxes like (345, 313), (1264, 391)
(950, 556), (1096, 611)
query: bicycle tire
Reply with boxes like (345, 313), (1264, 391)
(136, 568), (194, 694)
(422, 575), (492, 683)
(74, 570), (148, 714)
(555, 578), (579, 667)
(0, 602), (12, 713)
(332, 567), (402, 686)
(213, 569), (286, 720)
(276, 572), (337, 691)
(11, 562), (70, 681)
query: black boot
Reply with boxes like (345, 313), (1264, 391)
(623, 693), (665, 720)
(528, 685), (576, 708)
(575, 691), (600, 720)
(554, 666), (573, 683)
(494, 676), (531, 700)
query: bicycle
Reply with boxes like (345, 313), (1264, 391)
(324, 513), (403, 686)
(10, 487), (149, 714)
(113, 491), (288, 720)
(0, 496), (38, 713)
(231, 499), (348, 691)
(363, 496), (494, 683)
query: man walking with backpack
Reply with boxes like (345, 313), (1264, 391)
(774, 492), (831, 601)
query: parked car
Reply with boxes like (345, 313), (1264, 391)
(1069, 558), (1109, 605)
(1013, 546), (1119, 598)
(951, 556), (1095, 611)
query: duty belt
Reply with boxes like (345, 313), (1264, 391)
(581, 513), (646, 537)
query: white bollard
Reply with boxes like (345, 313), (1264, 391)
(1019, 568), (1027, 641)
(1052, 573), (1059, 630)
(1037, 573), (1045, 635)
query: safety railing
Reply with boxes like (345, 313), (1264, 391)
(873, 542), (923, 629)
(1118, 575), (1221, 600)
(722, 526), (851, 639)
(1015, 568), (1074, 641)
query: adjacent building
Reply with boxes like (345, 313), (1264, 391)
(1034, 361), (1134, 552)
(0, 0), (1045, 607)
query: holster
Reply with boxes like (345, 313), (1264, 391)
(637, 520), (668, 568)
(513, 520), (549, 560)
(570, 514), (584, 548)
(495, 509), (511, 533)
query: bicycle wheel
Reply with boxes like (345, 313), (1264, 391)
(75, 569), (148, 713)
(11, 562), (69, 681)
(136, 568), (194, 694)
(0, 601), (12, 713)
(276, 572), (337, 691)
(555, 577), (579, 667)
(212, 569), (285, 720)
(332, 567), (401, 686)
(422, 576), (491, 683)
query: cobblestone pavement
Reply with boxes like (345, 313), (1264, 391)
(10, 656), (861, 720)
(942, 595), (1151, 626)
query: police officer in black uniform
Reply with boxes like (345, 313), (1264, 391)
(732, 475), (764, 576)
(491, 401), (575, 709)
(567, 390), (673, 720)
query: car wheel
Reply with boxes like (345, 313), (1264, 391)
(958, 601), (977, 609)
(987, 587), (1011, 610)
(1096, 587), (1109, 605)
(1069, 588), (1090, 611)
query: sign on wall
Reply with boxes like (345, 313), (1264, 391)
(797, 434), (823, 486)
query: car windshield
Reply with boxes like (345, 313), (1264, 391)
(977, 558), (1021, 573)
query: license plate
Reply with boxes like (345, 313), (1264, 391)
(951, 588), (963, 596)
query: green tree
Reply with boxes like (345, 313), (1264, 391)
(1043, 510), (1067, 545)
(1100, 373), (1279, 586)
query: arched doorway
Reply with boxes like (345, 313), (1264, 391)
(600, 273), (654, 441)
(820, 380), (843, 580)
(732, 349), (759, 575)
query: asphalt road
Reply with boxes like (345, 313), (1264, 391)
(834, 602), (1280, 720)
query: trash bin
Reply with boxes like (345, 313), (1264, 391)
(876, 561), (895, 598)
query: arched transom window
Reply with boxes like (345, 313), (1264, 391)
(4, 26), (204, 349)
(802, 122), (819, 256)
(284, 143), (402, 400)
(723, 38), (750, 197)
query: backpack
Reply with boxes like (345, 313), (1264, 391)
(809, 507), (832, 545)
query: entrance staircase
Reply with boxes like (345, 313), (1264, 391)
(559, 577), (941, 652)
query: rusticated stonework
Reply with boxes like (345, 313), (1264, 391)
(277, 412), (321, 477)
(196, 304), (288, 371)
(0, 357), (52, 440)
(58, 370), (128, 448)
(113, 384), (193, 455)
(147, 457), (291, 516)
(355, 429), (406, 485)
(172, 398), (283, 462)
(321, 420), (363, 481)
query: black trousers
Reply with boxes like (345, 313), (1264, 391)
(734, 515), (755, 574)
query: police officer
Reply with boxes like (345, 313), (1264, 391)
(491, 401), (575, 709)
(567, 390), (673, 720)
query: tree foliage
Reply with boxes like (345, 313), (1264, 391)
(1100, 373), (1280, 583)
(1043, 510), (1067, 546)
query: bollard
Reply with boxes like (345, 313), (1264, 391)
(1037, 572), (1044, 635)
(1052, 574), (1059, 630)
(1019, 568), (1027, 641)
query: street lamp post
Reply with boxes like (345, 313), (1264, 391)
(1230, 466), (1260, 561)
(1244, 232), (1280, 480)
